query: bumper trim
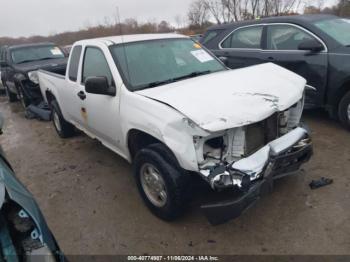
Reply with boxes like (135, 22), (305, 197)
(201, 138), (313, 225)
(202, 174), (273, 225)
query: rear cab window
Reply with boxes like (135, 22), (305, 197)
(68, 45), (82, 81)
(221, 26), (264, 49)
(82, 47), (113, 86)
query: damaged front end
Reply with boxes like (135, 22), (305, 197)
(194, 98), (313, 225)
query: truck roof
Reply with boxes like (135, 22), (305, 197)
(74, 33), (188, 46)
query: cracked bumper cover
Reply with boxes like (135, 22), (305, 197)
(200, 127), (313, 225)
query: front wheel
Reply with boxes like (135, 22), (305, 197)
(133, 144), (190, 221)
(51, 100), (75, 138)
(338, 90), (350, 130)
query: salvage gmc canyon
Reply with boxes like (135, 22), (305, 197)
(37, 34), (313, 225)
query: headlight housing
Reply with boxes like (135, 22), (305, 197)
(28, 71), (39, 84)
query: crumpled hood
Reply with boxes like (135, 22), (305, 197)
(12, 57), (67, 74)
(136, 63), (306, 132)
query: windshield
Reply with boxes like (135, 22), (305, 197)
(313, 18), (350, 46)
(11, 45), (65, 64)
(109, 38), (226, 91)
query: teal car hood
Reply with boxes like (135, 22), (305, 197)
(0, 177), (4, 209)
(0, 156), (57, 252)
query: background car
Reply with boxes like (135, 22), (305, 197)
(0, 113), (65, 261)
(189, 34), (203, 42)
(201, 14), (350, 129)
(0, 46), (7, 93)
(0, 43), (67, 108)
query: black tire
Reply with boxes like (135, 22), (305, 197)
(51, 100), (75, 138)
(133, 143), (191, 221)
(338, 90), (350, 130)
(17, 85), (31, 108)
(5, 84), (17, 102)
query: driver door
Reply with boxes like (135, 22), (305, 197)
(262, 24), (328, 107)
(79, 45), (123, 149)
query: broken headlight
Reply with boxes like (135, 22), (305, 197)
(28, 71), (39, 84)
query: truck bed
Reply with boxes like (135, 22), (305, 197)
(38, 69), (66, 103)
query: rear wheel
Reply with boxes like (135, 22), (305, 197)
(338, 90), (350, 130)
(133, 144), (191, 221)
(51, 100), (75, 138)
(5, 84), (17, 102)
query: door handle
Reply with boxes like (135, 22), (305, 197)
(267, 56), (275, 61)
(77, 91), (86, 100)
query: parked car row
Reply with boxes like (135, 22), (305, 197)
(200, 14), (350, 129)
(0, 43), (67, 108)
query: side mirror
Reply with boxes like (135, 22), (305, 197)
(85, 76), (116, 96)
(0, 61), (7, 67)
(298, 39), (324, 53)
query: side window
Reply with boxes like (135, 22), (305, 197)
(221, 26), (263, 49)
(68, 46), (82, 81)
(201, 30), (223, 45)
(82, 47), (113, 85)
(267, 25), (320, 50)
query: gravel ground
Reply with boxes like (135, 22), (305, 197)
(0, 96), (349, 255)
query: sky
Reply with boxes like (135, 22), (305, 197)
(0, 0), (339, 38)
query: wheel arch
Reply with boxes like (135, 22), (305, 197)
(45, 90), (56, 105)
(127, 129), (179, 165)
(329, 79), (350, 110)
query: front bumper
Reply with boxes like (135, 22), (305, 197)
(22, 81), (43, 101)
(200, 127), (313, 225)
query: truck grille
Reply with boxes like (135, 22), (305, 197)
(245, 113), (279, 155)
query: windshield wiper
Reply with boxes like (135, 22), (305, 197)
(171, 70), (212, 82)
(136, 79), (175, 90)
(17, 59), (36, 64)
(35, 57), (58, 61)
(136, 71), (213, 90)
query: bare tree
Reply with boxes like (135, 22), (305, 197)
(158, 21), (173, 33)
(188, 0), (210, 26)
(204, 0), (225, 24)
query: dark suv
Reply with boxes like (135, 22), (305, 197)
(0, 43), (67, 107)
(201, 14), (350, 129)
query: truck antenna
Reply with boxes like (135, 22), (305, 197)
(116, 6), (131, 83)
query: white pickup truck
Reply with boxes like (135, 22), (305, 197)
(38, 34), (313, 225)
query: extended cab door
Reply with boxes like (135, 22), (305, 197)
(79, 45), (123, 149)
(213, 25), (266, 69)
(262, 23), (328, 107)
(59, 45), (87, 128)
